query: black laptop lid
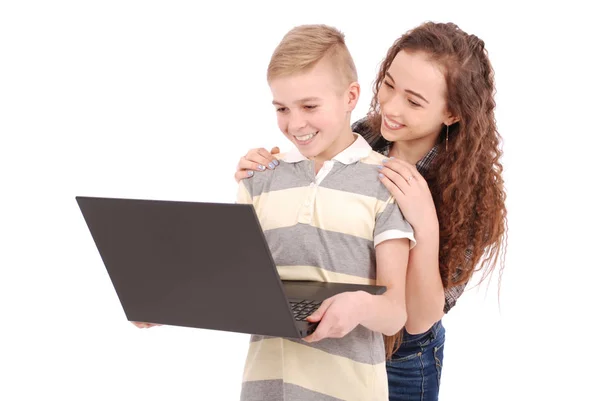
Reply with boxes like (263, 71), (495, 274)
(76, 196), (300, 338)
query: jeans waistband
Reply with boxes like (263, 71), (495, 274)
(400, 320), (443, 345)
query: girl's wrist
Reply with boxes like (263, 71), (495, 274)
(413, 214), (439, 240)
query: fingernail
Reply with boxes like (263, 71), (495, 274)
(378, 173), (384, 178)
(247, 171), (254, 177)
(390, 156), (395, 159)
(382, 159), (388, 163)
(258, 165), (266, 171)
(273, 160), (279, 166)
(268, 162), (275, 170)
(377, 165), (383, 170)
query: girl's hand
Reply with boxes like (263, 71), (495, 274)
(303, 291), (370, 343)
(378, 157), (437, 228)
(234, 147), (280, 183)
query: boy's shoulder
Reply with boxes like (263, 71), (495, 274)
(358, 149), (388, 165)
(242, 152), (306, 195)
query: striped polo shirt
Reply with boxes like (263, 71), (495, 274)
(236, 134), (415, 401)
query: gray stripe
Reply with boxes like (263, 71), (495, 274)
(241, 380), (344, 401)
(318, 159), (391, 202)
(264, 225), (375, 280)
(249, 325), (385, 365)
(246, 159), (391, 202)
(244, 161), (313, 198)
(374, 202), (413, 238)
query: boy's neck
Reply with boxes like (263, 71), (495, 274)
(312, 127), (356, 174)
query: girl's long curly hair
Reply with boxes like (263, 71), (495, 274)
(365, 22), (508, 358)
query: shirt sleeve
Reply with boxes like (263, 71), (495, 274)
(373, 195), (416, 248)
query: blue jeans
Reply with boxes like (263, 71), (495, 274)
(387, 320), (445, 401)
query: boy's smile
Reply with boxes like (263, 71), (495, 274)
(293, 131), (318, 145)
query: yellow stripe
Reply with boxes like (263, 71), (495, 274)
(243, 338), (388, 401)
(236, 181), (252, 204)
(360, 151), (387, 166)
(253, 187), (387, 240)
(313, 187), (386, 240)
(252, 187), (307, 231)
(242, 338), (282, 382)
(277, 265), (375, 285)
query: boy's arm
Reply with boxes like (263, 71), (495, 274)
(357, 196), (413, 335)
(304, 197), (414, 341)
(358, 237), (409, 335)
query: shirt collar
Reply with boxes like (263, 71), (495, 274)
(282, 133), (372, 164)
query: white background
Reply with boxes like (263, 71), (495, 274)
(1, 1), (598, 400)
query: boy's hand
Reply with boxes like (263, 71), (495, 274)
(303, 291), (370, 343)
(235, 147), (280, 183)
(131, 321), (162, 329)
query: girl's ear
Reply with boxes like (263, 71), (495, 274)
(444, 110), (459, 126)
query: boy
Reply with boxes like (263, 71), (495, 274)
(236, 25), (415, 401)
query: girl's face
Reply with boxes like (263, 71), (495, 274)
(377, 50), (456, 145)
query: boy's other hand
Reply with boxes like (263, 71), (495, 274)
(303, 291), (370, 343)
(131, 321), (162, 329)
(235, 147), (280, 183)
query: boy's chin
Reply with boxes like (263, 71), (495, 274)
(298, 147), (325, 160)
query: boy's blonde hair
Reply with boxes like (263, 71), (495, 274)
(267, 24), (358, 91)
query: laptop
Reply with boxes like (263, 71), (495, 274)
(76, 196), (386, 338)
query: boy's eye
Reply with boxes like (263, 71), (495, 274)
(276, 107), (288, 113)
(304, 105), (318, 110)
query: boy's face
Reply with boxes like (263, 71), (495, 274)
(270, 59), (359, 163)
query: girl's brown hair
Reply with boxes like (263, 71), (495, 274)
(366, 22), (508, 358)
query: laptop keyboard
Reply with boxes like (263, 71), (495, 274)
(289, 300), (322, 321)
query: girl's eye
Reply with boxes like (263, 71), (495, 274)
(384, 81), (394, 89)
(408, 99), (421, 107)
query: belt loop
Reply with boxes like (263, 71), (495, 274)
(430, 321), (439, 340)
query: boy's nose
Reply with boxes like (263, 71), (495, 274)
(288, 114), (308, 132)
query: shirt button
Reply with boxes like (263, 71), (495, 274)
(309, 182), (315, 188)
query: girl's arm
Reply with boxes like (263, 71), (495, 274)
(403, 217), (445, 334)
(378, 158), (446, 334)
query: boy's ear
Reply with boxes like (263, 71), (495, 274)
(346, 82), (360, 111)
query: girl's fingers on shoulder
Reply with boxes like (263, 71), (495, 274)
(385, 158), (419, 178)
(382, 157), (404, 172)
(244, 148), (279, 170)
(238, 158), (269, 172)
(256, 148), (273, 158)
(385, 157), (418, 173)
(378, 173), (405, 199)
(258, 148), (280, 168)
(235, 170), (253, 182)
